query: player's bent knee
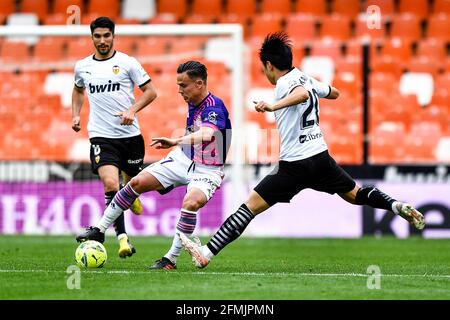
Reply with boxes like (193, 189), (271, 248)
(130, 173), (163, 194)
(129, 176), (147, 193)
(182, 199), (203, 211)
(102, 177), (120, 192)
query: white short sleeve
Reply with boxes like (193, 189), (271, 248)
(74, 61), (85, 88)
(128, 57), (151, 87)
(311, 77), (331, 98)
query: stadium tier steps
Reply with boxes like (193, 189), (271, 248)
(0, 0), (449, 164)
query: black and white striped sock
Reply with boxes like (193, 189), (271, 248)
(355, 186), (397, 212)
(206, 204), (255, 255)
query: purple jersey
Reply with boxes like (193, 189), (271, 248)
(182, 93), (232, 166)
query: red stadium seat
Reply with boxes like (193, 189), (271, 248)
(295, 0), (327, 16)
(114, 36), (136, 55)
(0, 41), (30, 64)
(88, 0), (120, 18)
(371, 56), (403, 78)
(0, 0), (15, 15)
(370, 72), (398, 95)
(169, 36), (205, 54)
(286, 14), (317, 43)
(403, 122), (442, 163)
(332, 72), (360, 97)
(380, 38), (413, 62)
(66, 37), (95, 60)
(427, 14), (450, 40)
(390, 14), (422, 41)
(364, 0), (395, 17)
(354, 15), (387, 41)
(405, 56), (441, 77)
(412, 105), (450, 132)
(433, 0), (450, 14)
(157, 0), (187, 20)
(416, 39), (447, 60)
(345, 39), (379, 59)
(260, 0), (292, 15)
(435, 73), (450, 95)
(20, 0), (49, 21)
(398, 0), (430, 19)
(335, 56), (362, 79)
(332, 0), (360, 18)
(309, 39), (343, 60)
(402, 138), (437, 163)
(369, 122), (407, 163)
(149, 13), (178, 24)
(320, 14), (352, 41)
(43, 13), (67, 25)
(226, 0), (256, 18)
(251, 13), (283, 38)
(183, 15), (215, 24)
(53, 0), (84, 14)
(33, 38), (65, 63)
(191, 0), (222, 17)
(328, 138), (363, 164)
(135, 37), (168, 59)
(217, 14), (250, 38)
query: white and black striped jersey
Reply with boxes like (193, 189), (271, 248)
(74, 51), (151, 139)
(274, 67), (331, 161)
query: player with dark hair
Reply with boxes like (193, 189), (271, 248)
(180, 32), (425, 268)
(76, 60), (232, 270)
(72, 17), (157, 258)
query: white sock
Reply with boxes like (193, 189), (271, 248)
(164, 233), (184, 264)
(97, 200), (124, 233)
(392, 201), (402, 215)
(117, 233), (127, 241)
(201, 245), (215, 260)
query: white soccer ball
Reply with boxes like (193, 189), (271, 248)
(75, 240), (107, 268)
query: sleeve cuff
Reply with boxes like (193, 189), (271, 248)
(138, 78), (151, 88)
(324, 85), (332, 98)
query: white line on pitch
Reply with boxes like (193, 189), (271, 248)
(1, 269), (450, 279)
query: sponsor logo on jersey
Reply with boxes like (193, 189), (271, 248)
(299, 132), (323, 144)
(88, 80), (121, 94)
(206, 111), (218, 125)
(112, 65), (120, 75)
(127, 158), (143, 164)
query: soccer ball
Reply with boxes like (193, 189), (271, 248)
(75, 240), (107, 268)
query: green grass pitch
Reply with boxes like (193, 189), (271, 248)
(1, 235), (450, 300)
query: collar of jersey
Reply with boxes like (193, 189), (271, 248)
(190, 92), (211, 109)
(92, 50), (117, 62)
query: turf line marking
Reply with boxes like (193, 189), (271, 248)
(1, 269), (450, 279)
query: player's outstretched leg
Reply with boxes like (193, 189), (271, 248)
(396, 203), (425, 230)
(181, 204), (255, 268)
(150, 208), (198, 270)
(179, 233), (210, 268)
(352, 186), (425, 230)
(76, 226), (105, 243)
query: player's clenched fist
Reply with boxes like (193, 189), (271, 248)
(72, 116), (81, 132)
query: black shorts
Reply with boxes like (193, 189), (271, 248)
(254, 150), (356, 206)
(89, 135), (145, 176)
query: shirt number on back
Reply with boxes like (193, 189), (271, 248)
(301, 88), (319, 129)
